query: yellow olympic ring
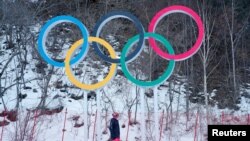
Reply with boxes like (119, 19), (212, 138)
(65, 37), (117, 90)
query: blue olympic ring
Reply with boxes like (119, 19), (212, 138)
(38, 15), (89, 67)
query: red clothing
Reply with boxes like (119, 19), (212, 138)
(113, 138), (120, 141)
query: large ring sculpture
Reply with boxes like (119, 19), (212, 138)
(37, 5), (204, 90)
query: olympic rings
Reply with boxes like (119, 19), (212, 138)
(92, 11), (145, 63)
(38, 15), (89, 67)
(121, 33), (175, 87)
(65, 37), (117, 90)
(37, 5), (204, 90)
(148, 5), (204, 61)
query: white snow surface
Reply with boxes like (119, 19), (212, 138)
(0, 25), (249, 141)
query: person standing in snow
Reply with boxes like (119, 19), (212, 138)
(109, 112), (120, 141)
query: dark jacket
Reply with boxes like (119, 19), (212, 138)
(109, 118), (120, 139)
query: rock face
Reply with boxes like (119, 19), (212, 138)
(87, 91), (97, 100)
(7, 110), (18, 122)
(0, 120), (9, 127)
(38, 106), (64, 116)
(70, 93), (83, 100)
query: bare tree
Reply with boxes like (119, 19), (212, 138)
(223, 0), (249, 99)
(196, 0), (221, 123)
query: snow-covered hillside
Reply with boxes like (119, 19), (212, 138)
(0, 23), (250, 141)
